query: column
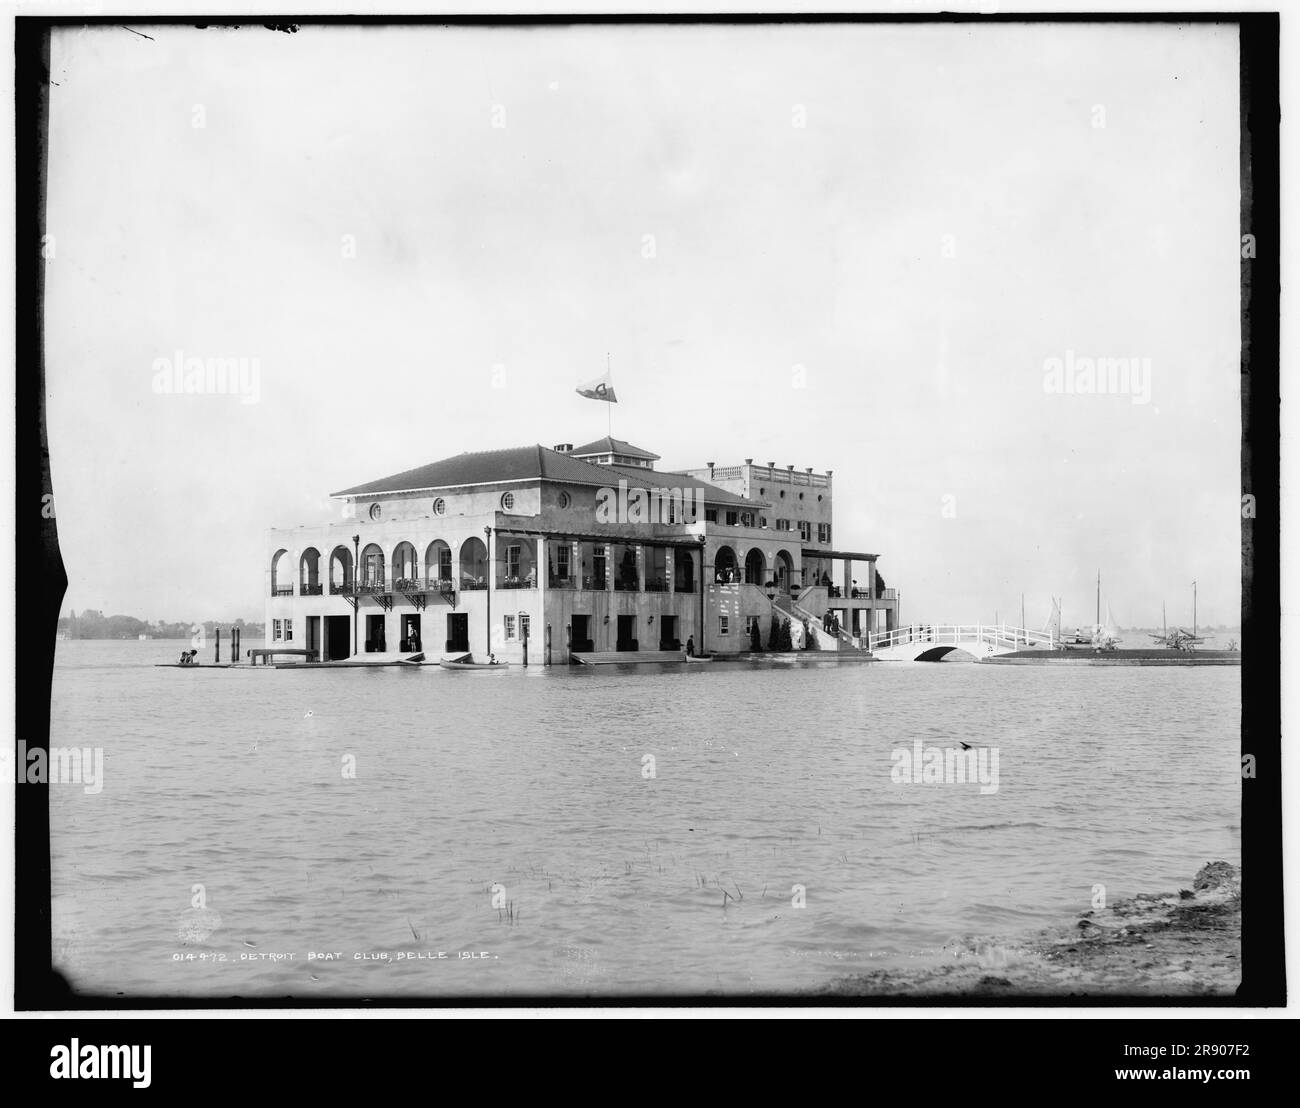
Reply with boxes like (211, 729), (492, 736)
(666, 547), (675, 593)
(536, 535), (547, 654)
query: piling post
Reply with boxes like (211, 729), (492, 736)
(215, 627), (220, 664)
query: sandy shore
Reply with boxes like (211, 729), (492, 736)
(817, 862), (1241, 998)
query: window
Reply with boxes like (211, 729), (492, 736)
(369, 503), (382, 520)
(506, 545), (521, 579)
(799, 492), (804, 500)
(745, 615), (760, 635)
(432, 497), (446, 516)
(799, 521), (812, 542)
(779, 490), (786, 498)
(740, 511), (754, 528)
(519, 614), (530, 640)
(284, 619), (293, 641)
(500, 492), (515, 511)
(557, 546), (571, 579)
(503, 614), (516, 640)
(818, 523), (831, 543)
(558, 491), (571, 509)
(776, 518), (791, 532)
(759, 487), (765, 496)
(705, 509), (718, 522)
(719, 615), (729, 636)
(725, 510), (739, 526)
(439, 547), (452, 580)
(760, 516), (768, 529)
(272, 619), (283, 642)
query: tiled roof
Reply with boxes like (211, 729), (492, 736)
(331, 445), (608, 497)
(331, 445), (752, 507)
(571, 436), (661, 461)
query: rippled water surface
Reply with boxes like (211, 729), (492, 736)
(48, 640), (1240, 997)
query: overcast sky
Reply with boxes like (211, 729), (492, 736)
(44, 21), (1241, 628)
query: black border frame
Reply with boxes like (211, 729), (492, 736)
(14, 11), (1283, 1011)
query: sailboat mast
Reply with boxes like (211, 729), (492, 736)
(1096, 570), (1101, 626)
(1193, 580), (1197, 640)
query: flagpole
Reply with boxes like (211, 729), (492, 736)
(606, 352), (612, 439)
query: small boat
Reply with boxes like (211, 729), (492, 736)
(439, 654), (510, 670)
(684, 653), (715, 663)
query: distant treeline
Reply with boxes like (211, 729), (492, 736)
(59, 610), (264, 640)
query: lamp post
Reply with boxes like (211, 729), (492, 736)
(352, 533), (360, 657)
(484, 526), (493, 660)
(698, 535), (707, 656)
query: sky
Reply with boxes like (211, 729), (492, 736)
(43, 20), (1243, 628)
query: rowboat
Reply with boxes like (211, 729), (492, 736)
(684, 654), (715, 663)
(439, 654), (510, 670)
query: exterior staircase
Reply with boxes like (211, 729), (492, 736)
(771, 593), (865, 653)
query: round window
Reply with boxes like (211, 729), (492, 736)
(799, 492), (804, 500)
(500, 492), (515, 511)
(368, 503), (382, 521)
(558, 491), (571, 509)
(432, 497), (446, 516)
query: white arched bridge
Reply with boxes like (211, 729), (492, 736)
(869, 624), (1055, 661)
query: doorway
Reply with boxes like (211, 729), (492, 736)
(658, 615), (678, 651)
(365, 613), (386, 652)
(616, 615), (637, 651)
(570, 614), (592, 653)
(324, 615), (351, 661)
(446, 612), (469, 653)
(400, 614), (422, 652)
(306, 616), (320, 660)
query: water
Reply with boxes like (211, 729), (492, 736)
(46, 640), (1240, 998)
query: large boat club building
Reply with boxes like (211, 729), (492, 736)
(264, 437), (899, 662)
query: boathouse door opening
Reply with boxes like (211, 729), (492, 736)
(365, 613), (386, 652)
(306, 616), (320, 661)
(570, 614), (593, 652)
(446, 612), (469, 653)
(400, 615), (422, 653)
(323, 615), (350, 661)
(616, 615), (637, 652)
(658, 615), (678, 650)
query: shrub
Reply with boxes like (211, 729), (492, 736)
(777, 618), (793, 652)
(749, 620), (762, 652)
(767, 613), (779, 650)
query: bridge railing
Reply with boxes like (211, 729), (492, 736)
(869, 624), (1055, 651)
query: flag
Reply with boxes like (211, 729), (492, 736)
(575, 371), (618, 403)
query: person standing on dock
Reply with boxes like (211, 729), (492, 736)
(686, 635), (695, 657)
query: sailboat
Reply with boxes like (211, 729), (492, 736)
(1058, 573), (1122, 649)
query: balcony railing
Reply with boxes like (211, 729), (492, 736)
(329, 581), (353, 595)
(272, 585), (293, 597)
(644, 578), (669, 593)
(497, 576), (536, 590)
(427, 577), (455, 593)
(460, 577), (488, 591)
(300, 583), (323, 596)
(356, 579), (388, 594)
(583, 573), (606, 590)
(674, 579), (695, 593)
(548, 574), (577, 589)
(614, 576), (640, 591)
